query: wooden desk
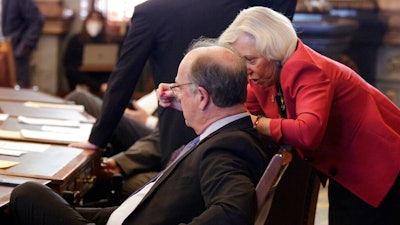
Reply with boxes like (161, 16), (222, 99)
(0, 98), (95, 145)
(0, 87), (67, 103)
(0, 140), (99, 204)
(0, 87), (100, 210)
(0, 101), (95, 123)
(0, 117), (93, 145)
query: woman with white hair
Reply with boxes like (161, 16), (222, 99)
(218, 6), (400, 225)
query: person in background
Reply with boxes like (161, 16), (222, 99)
(69, 0), (297, 194)
(65, 89), (157, 153)
(64, 10), (118, 95)
(0, 0), (44, 88)
(123, 89), (158, 129)
(10, 42), (268, 225)
(218, 6), (400, 225)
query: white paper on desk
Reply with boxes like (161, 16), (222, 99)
(0, 113), (9, 121)
(20, 129), (89, 143)
(0, 140), (50, 152)
(24, 101), (85, 112)
(41, 125), (84, 134)
(18, 116), (80, 127)
(41, 123), (93, 135)
(0, 149), (26, 156)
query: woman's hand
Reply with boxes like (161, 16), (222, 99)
(251, 114), (272, 136)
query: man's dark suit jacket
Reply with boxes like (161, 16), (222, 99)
(83, 116), (268, 225)
(89, 0), (297, 167)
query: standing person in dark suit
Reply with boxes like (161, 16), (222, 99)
(0, 0), (44, 88)
(69, 0), (297, 175)
(10, 42), (268, 225)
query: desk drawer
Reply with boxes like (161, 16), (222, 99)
(48, 153), (99, 202)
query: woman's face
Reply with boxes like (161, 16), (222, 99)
(85, 13), (104, 37)
(231, 34), (278, 87)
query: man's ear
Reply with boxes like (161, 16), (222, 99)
(197, 86), (210, 110)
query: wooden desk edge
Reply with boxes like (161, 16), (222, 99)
(0, 149), (99, 182)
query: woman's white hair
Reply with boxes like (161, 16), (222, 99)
(218, 6), (297, 64)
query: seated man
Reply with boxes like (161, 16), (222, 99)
(9, 40), (269, 225)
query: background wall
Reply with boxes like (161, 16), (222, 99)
(30, 0), (83, 95)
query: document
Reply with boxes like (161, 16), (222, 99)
(20, 126), (91, 144)
(0, 113), (8, 121)
(24, 101), (85, 112)
(18, 116), (81, 127)
(0, 160), (19, 169)
(0, 140), (49, 152)
(0, 140), (50, 156)
(0, 149), (25, 156)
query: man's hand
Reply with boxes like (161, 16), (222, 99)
(101, 158), (122, 177)
(124, 100), (149, 125)
(156, 83), (182, 111)
(68, 142), (99, 150)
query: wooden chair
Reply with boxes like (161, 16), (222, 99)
(255, 152), (291, 225)
(265, 152), (320, 225)
(0, 38), (17, 87)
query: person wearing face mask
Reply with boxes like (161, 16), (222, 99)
(63, 10), (120, 95)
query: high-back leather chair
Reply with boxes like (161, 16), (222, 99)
(255, 152), (291, 225)
(0, 38), (17, 87)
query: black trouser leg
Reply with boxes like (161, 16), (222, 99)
(9, 181), (94, 225)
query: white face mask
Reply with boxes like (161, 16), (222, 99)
(86, 21), (103, 37)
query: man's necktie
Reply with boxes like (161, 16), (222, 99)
(167, 136), (200, 167)
(107, 136), (201, 225)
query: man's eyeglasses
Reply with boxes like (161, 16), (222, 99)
(170, 82), (193, 96)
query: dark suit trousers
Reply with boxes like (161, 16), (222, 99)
(64, 90), (153, 154)
(10, 181), (116, 225)
(15, 56), (30, 88)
